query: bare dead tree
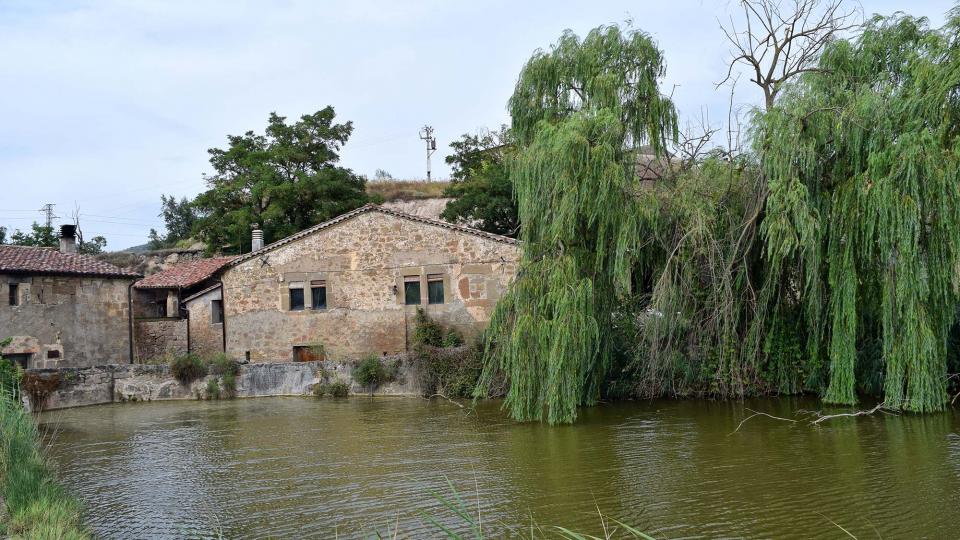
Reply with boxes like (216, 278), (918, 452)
(718, 0), (861, 110)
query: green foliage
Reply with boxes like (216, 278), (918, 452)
(205, 378), (220, 400)
(8, 222), (57, 248)
(353, 355), (389, 389)
(327, 379), (350, 398)
(755, 12), (960, 411)
(221, 372), (237, 398)
(480, 24), (677, 424)
(441, 126), (519, 237)
(0, 361), (21, 402)
(413, 308), (445, 348)
(148, 195), (198, 249)
(0, 388), (90, 539)
(170, 354), (207, 385)
(192, 108), (368, 254)
(207, 353), (239, 377)
(441, 329), (463, 348)
(415, 344), (484, 399)
(77, 235), (107, 255)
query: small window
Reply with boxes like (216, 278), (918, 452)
(404, 276), (421, 305)
(8, 283), (19, 306)
(428, 274), (444, 304)
(289, 288), (304, 311)
(156, 298), (167, 318)
(211, 299), (224, 324)
(311, 280), (327, 310)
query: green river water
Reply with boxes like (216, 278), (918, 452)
(39, 397), (960, 539)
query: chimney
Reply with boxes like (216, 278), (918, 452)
(251, 226), (264, 251)
(59, 224), (77, 254)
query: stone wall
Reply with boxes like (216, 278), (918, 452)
(222, 210), (518, 362)
(0, 274), (133, 368)
(24, 357), (428, 411)
(184, 286), (224, 358)
(134, 318), (187, 362)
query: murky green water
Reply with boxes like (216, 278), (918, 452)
(39, 397), (959, 539)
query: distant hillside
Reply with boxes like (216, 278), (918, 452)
(366, 179), (450, 202)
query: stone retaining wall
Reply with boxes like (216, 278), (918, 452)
(24, 356), (427, 411)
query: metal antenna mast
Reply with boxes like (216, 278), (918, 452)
(38, 203), (58, 228)
(419, 125), (437, 180)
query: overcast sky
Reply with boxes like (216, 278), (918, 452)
(0, 0), (954, 249)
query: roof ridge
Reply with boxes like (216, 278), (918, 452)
(227, 204), (516, 268)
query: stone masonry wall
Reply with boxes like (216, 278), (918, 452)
(0, 274), (133, 368)
(25, 357), (428, 411)
(134, 318), (187, 362)
(185, 286), (224, 359)
(222, 211), (518, 362)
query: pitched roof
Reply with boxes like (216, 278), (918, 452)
(181, 282), (223, 304)
(134, 256), (236, 289)
(0, 245), (140, 278)
(228, 204), (517, 268)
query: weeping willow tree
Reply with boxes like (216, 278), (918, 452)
(478, 25), (678, 424)
(756, 13), (960, 412)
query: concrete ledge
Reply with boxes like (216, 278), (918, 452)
(24, 357), (427, 411)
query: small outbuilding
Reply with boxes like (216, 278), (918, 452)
(132, 256), (235, 361)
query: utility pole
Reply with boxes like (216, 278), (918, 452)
(38, 203), (58, 228)
(419, 125), (437, 180)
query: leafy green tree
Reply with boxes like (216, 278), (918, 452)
(440, 126), (518, 237)
(478, 25), (677, 423)
(9, 223), (57, 247)
(0, 226), (7, 244)
(148, 195), (198, 249)
(757, 13), (960, 411)
(78, 235), (107, 255)
(192, 108), (367, 253)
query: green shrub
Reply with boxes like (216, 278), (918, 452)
(221, 372), (237, 398)
(170, 354), (207, 385)
(205, 378), (220, 400)
(328, 379), (350, 397)
(412, 308), (444, 348)
(313, 382), (327, 397)
(207, 353), (239, 377)
(353, 355), (388, 390)
(414, 343), (485, 399)
(441, 328), (464, 348)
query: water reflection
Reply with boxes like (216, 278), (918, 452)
(39, 397), (960, 539)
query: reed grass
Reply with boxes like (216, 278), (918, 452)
(0, 382), (90, 539)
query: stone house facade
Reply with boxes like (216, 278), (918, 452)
(132, 256), (234, 361)
(214, 204), (518, 362)
(0, 227), (141, 368)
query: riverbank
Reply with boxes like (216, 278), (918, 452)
(23, 355), (433, 411)
(0, 385), (89, 539)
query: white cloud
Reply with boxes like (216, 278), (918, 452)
(0, 0), (953, 247)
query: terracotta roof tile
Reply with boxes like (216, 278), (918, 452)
(134, 256), (236, 289)
(0, 245), (140, 278)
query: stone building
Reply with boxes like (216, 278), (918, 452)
(205, 204), (518, 362)
(132, 256), (234, 361)
(0, 226), (141, 368)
